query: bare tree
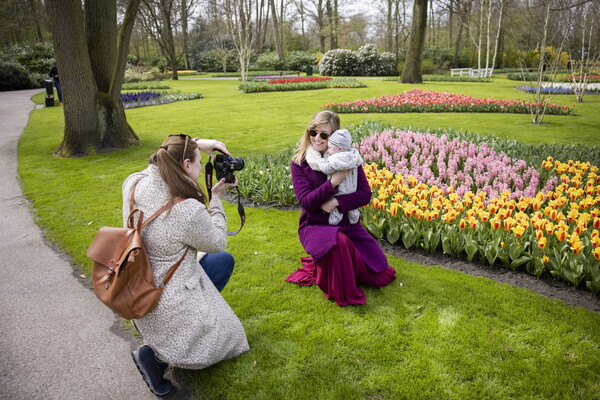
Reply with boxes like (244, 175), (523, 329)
(139, 0), (180, 80)
(521, 1), (570, 125)
(269, 0), (285, 63)
(569, 2), (598, 102)
(180, 0), (199, 70)
(224, 0), (256, 82)
(401, 0), (428, 83)
(46, 0), (140, 156)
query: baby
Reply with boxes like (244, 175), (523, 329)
(317, 129), (364, 225)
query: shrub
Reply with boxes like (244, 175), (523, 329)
(239, 77), (365, 93)
(284, 50), (317, 71)
(320, 45), (397, 76)
(14, 42), (55, 75)
(194, 49), (238, 72)
(380, 52), (398, 76)
(507, 72), (551, 81)
(124, 66), (169, 83)
(421, 58), (435, 74)
(319, 48), (360, 76)
(0, 60), (35, 91)
(122, 81), (170, 90)
(257, 51), (285, 70)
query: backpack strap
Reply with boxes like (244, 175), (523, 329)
(161, 247), (189, 286)
(129, 181), (190, 286)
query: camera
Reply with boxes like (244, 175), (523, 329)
(214, 153), (245, 183)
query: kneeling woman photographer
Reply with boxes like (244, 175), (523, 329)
(123, 134), (249, 396)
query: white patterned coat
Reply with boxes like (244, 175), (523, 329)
(122, 165), (249, 369)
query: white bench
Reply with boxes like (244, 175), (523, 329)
(450, 68), (494, 78)
(472, 68), (494, 78)
(450, 68), (474, 77)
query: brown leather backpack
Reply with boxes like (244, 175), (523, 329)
(86, 183), (187, 320)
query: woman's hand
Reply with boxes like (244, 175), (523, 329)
(211, 176), (238, 200)
(193, 138), (231, 157)
(320, 197), (339, 213)
(331, 169), (351, 187)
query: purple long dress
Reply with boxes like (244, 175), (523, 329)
(286, 161), (396, 306)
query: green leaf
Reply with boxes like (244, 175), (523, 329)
(510, 255), (532, 270)
(386, 227), (400, 245)
(484, 245), (498, 265)
(465, 241), (479, 262)
(402, 229), (416, 249)
(366, 221), (383, 239)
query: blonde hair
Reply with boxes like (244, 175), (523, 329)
(292, 110), (340, 165)
(149, 135), (208, 208)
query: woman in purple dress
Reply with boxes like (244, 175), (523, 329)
(286, 110), (396, 306)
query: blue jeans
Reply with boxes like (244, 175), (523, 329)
(53, 79), (62, 102)
(199, 252), (234, 292)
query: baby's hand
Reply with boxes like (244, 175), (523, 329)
(331, 169), (351, 187)
(321, 198), (339, 213)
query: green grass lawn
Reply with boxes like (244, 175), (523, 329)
(20, 76), (600, 399)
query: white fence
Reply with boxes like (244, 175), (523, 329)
(450, 68), (494, 78)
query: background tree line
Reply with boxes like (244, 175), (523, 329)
(2, 0), (599, 76)
(0, 0), (598, 155)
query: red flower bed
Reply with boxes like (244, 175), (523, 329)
(268, 77), (332, 84)
(321, 88), (573, 115)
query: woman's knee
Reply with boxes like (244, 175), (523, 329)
(220, 251), (235, 274)
(336, 231), (351, 247)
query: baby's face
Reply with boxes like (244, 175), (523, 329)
(327, 144), (346, 155)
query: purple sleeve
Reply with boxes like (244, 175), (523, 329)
(335, 165), (372, 213)
(291, 162), (338, 213)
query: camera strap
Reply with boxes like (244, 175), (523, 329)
(204, 159), (245, 235)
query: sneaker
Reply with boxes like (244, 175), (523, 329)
(131, 345), (173, 396)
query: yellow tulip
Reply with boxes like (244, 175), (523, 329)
(537, 236), (547, 249)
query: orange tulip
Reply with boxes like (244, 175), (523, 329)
(555, 228), (567, 242)
(594, 247), (600, 260)
(542, 255), (549, 263)
(459, 218), (467, 230)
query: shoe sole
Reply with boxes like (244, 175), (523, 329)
(131, 349), (172, 396)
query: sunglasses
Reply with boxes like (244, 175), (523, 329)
(309, 129), (330, 140)
(168, 134), (191, 164)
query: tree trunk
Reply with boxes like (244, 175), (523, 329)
(490, 0), (504, 71)
(47, 0), (100, 156)
(85, 0), (117, 91)
(453, 0), (467, 68)
(269, 0), (284, 64)
(401, 0), (428, 83)
(449, 0), (454, 48)
(317, 0), (325, 52)
(386, 0), (393, 52)
(28, 0), (44, 42)
(47, 0), (140, 156)
(181, 0), (190, 70)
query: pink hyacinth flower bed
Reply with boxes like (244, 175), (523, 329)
(357, 129), (559, 201)
(322, 88), (574, 115)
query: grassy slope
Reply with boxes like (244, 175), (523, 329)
(20, 77), (600, 399)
